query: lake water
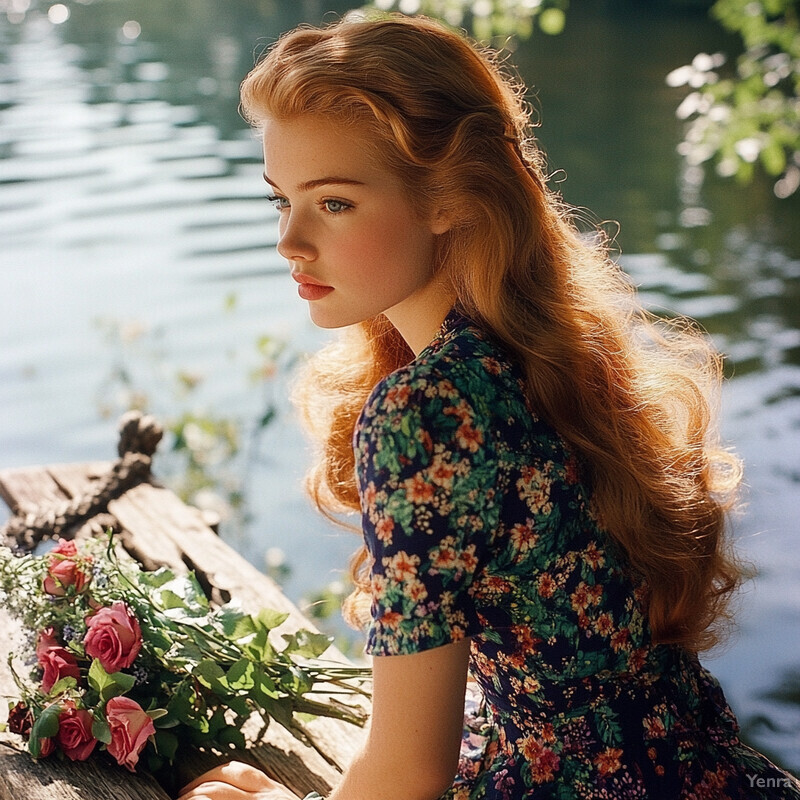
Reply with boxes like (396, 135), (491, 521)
(1, 0), (798, 773)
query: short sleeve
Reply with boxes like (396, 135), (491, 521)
(354, 370), (498, 655)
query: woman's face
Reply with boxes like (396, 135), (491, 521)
(261, 114), (452, 354)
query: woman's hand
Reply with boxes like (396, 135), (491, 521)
(178, 761), (302, 800)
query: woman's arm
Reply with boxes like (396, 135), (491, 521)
(330, 638), (471, 800)
(178, 638), (471, 800)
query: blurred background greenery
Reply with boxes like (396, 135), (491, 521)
(0, 0), (798, 773)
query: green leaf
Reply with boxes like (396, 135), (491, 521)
(32, 703), (60, 740)
(138, 566), (176, 589)
(282, 630), (333, 659)
(193, 659), (229, 693)
(207, 708), (228, 737)
(143, 627), (173, 655)
(154, 730), (179, 761)
(88, 659), (136, 702)
(88, 659), (113, 695)
(216, 725), (246, 750)
(154, 713), (181, 729)
(30, 703), (60, 756)
(224, 694), (251, 718)
(157, 574), (209, 616)
(92, 716), (112, 745)
(284, 666), (313, 696)
(257, 695), (295, 731)
(159, 589), (188, 610)
(47, 676), (78, 697)
(215, 603), (257, 640)
(166, 679), (196, 721)
(252, 667), (279, 703)
(147, 752), (165, 773)
(242, 627), (274, 662)
(165, 639), (205, 669)
(107, 670), (136, 699)
(226, 658), (255, 691)
(256, 608), (289, 631)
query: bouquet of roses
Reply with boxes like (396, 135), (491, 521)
(0, 533), (369, 773)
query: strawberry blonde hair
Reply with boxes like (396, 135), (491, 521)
(240, 14), (743, 651)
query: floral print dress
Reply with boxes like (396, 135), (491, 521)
(353, 310), (800, 799)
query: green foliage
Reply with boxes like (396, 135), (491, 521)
(88, 659), (137, 703)
(666, 0), (799, 197)
(362, 0), (569, 42)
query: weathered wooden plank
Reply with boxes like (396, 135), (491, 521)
(0, 744), (173, 800)
(109, 484), (310, 626)
(45, 462), (112, 499)
(0, 466), (68, 515)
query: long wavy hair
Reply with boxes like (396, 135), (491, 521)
(240, 14), (743, 652)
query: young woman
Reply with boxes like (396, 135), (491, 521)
(178, 14), (800, 800)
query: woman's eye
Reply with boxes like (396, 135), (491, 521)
(267, 194), (289, 211)
(322, 199), (351, 214)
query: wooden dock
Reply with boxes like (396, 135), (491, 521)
(0, 420), (366, 800)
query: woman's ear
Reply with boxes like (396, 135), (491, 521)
(430, 207), (453, 236)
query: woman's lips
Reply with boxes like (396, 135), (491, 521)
(297, 282), (334, 301)
(292, 272), (334, 301)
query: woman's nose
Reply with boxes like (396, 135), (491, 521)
(276, 212), (316, 262)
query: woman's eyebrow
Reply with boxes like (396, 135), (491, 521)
(263, 173), (366, 192)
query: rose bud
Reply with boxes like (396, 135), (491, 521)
(38, 736), (56, 758)
(56, 700), (97, 761)
(42, 539), (92, 596)
(84, 601), (142, 673)
(105, 696), (156, 772)
(36, 627), (81, 694)
(7, 702), (33, 737)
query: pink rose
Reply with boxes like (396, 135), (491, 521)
(56, 700), (97, 761)
(84, 601), (142, 673)
(42, 539), (92, 596)
(105, 696), (155, 772)
(36, 627), (81, 694)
